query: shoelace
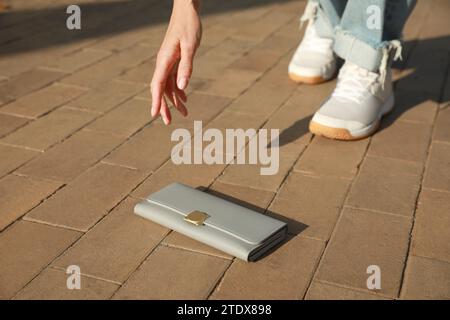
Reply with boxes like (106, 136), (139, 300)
(332, 63), (379, 104)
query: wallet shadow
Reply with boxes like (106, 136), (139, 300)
(202, 186), (309, 261)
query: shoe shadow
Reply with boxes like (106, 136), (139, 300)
(200, 186), (309, 262)
(276, 35), (450, 144)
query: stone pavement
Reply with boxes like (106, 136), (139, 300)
(0, 0), (449, 300)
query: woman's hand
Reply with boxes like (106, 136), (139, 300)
(150, 0), (202, 125)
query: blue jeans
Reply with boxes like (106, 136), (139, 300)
(308, 0), (416, 72)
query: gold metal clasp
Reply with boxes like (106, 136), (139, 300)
(184, 210), (210, 226)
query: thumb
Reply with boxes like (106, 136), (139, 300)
(177, 43), (195, 90)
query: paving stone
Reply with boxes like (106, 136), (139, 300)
(269, 173), (350, 240)
(0, 144), (38, 178)
(85, 98), (150, 137)
(0, 221), (81, 299)
(209, 181), (275, 213)
(196, 68), (261, 98)
(0, 68), (66, 101)
(53, 197), (169, 283)
(43, 49), (112, 73)
(210, 236), (324, 300)
(346, 156), (422, 216)
(14, 267), (119, 300)
(69, 80), (145, 114)
(113, 246), (230, 299)
(193, 51), (238, 79)
(423, 142), (450, 192)
(396, 50), (448, 97)
(387, 90), (438, 124)
(369, 120), (432, 163)
(132, 161), (227, 199)
(218, 142), (303, 192)
(17, 130), (124, 182)
(103, 93), (231, 172)
(230, 50), (281, 73)
(162, 232), (233, 261)
(119, 59), (155, 84)
(316, 207), (412, 298)
(433, 107), (450, 143)
(295, 137), (369, 179)
(0, 83), (87, 118)
(0, 113), (28, 137)
(1, 107), (96, 151)
(400, 256), (450, 300)
(25, 163), (145, 232)
(61, 45), (151, 88)
(306, 281), (389, 300)
(0, 174), (62, 231)
(411, 189), (450, 263)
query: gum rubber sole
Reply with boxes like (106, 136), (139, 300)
(309, 120), (380, 141)
(288, 72), (329, 85)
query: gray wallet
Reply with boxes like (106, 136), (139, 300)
(134, 183), (288, 261)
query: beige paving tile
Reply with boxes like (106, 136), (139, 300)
(295, 137), (369, 179)
(53, 197), (169, 283)
(0, 144), (39, 178)
(0, 68), (66, 101)
(269, 173), (350, 240)
(85, 98), (150, 137)
(346, 156), (422, 216)
(193, 51), (238, 79)
(209, 181), (275, 212)
(411, 189), (450, 263)
(211, 236), (324, 300)
(113, 246), (230, 299)
(423, 142), (450, 192)
(316, 207), (412, 298)
(230, 50), (281, 73)
(387, 90), (438, 124)
(61, 45), (151, 88)
(43, 49), (112, 73)
(14, 268), (119, 300)
(0, 113), (28, 138)
(306, 281), (389, 300)
(132, 160), (227, 199)
(218, 142), (303, 192)
(17, 130), (124, 182)
(103, 93), (231, 172)
(0, 221), (81, 299)
(1, 107), (96, 151)
(162, 233), (233, 261)
(400, 256), (450, 300)
(102, 123), (174, 172)
(368, 121), (432, 163)
(25, 163), (145, 232)
(0, 174), (62, 231)
(196, 68), (261, 98)
(69, 80), (146, 114)
(119, 59), (155, 84)
(433, 107), (450, 143)
(0, 83), (87, 118)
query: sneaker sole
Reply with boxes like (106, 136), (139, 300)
(288, 73), (330, 85)
(309, 95), (395, 141)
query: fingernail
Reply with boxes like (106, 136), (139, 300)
(177, 77), (188, 90)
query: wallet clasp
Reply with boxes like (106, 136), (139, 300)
(184, 210), (210, 226)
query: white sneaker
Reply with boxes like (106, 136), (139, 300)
(309, 61), (395, 140)
(288, 21), (336, 84)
